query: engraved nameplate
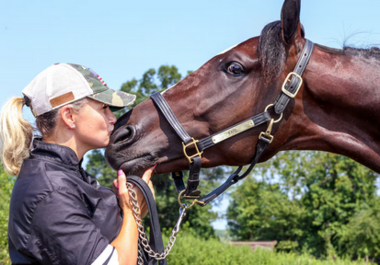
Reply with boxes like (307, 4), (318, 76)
(212, 120), (254, 144)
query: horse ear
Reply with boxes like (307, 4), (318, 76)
(281, 0), (301, 44)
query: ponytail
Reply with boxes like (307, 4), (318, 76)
(0, 97), (34, 176)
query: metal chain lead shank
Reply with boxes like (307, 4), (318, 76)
(127, 182), (186, 262)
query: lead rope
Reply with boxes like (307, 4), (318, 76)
(127, 182), (187, 263)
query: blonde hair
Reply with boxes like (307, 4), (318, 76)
(0, 97), (34, 176)
(0, 96), (89, 176)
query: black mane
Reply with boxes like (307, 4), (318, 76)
(343, 46), (380, 59)
(257, 21), (380, 83)
(316, 43), (380, 59)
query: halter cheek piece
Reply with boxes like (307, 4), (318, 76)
(150, 39), (314, 209)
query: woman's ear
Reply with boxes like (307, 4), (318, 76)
(60, 106), (75, 129)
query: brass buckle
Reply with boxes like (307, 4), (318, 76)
(281, 72), (303, 98)
(178, 190), (205, 209)
(182, 137), (203, 163)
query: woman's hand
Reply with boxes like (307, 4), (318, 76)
(113, 167), (155, 218)
(111, 168), (155, 265)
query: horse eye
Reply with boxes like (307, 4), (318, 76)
(226, 62), (245, 76)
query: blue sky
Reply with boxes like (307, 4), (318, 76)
(1, 0), (380, 229)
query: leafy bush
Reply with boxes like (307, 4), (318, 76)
(339, 197), (380, 262)
(0, 168), (14, 265)
(227, 151), (380, 260)
(164, 227), (371, 265)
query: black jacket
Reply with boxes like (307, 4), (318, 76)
(8, 139), (123, 264)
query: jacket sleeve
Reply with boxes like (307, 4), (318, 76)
(91, 245), (119, 265)
(27, 190), (118, 265)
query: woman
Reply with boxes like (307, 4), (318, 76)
(0, 63), (154, 265)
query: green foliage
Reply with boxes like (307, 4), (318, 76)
(120, 65), (181, 107)
(86, 65), (222, 238)
(339, 197), (380, 261)
(227, 178), (305, 244)
(300, 152), (378, 259)
(164, 227), (370, 265)
(227, 151), (380, 261)
(155, 166), (230, 238)
(148, 169), (220, 239)
(0, 167), (14, 265)
(86, 149), (116, 187)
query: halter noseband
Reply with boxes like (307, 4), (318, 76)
(150, 39), (314, 208)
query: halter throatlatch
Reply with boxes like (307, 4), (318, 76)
(150, 39), (314, 209)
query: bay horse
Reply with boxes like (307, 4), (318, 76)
(105, 0), (380, 182)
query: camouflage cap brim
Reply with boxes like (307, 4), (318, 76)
(87, 88), (136, 111)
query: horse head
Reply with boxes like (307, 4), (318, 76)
(106, 0), (380, 176)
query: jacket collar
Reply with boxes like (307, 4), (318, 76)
(29, 138), (82, 168)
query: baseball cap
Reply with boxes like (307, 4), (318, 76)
(22, 63), (136, 117)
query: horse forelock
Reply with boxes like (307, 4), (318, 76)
(257, 21), (287, 84)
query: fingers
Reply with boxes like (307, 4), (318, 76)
(117, 170), (127, 193)
(142, 166), (155, 184)
(148, 180), (155, 200)
(142, 166), (155, 200)
(113, 179), (118, 188)
(112, 179), (119, 194)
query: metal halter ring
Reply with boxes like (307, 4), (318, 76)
(178, 190), (205, 209)
(264, 104), (283, 123)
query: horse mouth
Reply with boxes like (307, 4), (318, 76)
(118, 155), (159, 176)
(119, 155), (187, 176)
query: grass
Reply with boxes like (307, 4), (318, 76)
(163, 231), (371, 265)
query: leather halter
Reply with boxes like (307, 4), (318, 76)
(150, 39), (314, 208)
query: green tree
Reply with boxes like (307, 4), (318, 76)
(0, 166), (14, 265)
(339, 197), (380, 262)
(86, 65), (224, 238)
(86, 149), (116, 187)
(121, 65), (181, 107)
(227, 151), (379, 260)
(227, 176), (305, 250)
(300, 152), (378, 259)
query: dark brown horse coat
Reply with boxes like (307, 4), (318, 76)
(105, 0), (380, 176)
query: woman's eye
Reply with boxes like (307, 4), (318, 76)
(227, 62), (245, 76)
(102, 104), (109, 109)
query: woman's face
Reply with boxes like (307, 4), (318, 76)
(73, 99), (117, 150)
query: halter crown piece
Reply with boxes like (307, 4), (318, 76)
(150, 39), (315, 209)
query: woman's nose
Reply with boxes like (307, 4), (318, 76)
(108, 108), (117, 125)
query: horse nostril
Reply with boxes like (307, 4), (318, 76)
(118, 129), (131, 143)
(114, 125), (137, 146)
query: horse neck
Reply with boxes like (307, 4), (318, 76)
(293, 45), (380, 172)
